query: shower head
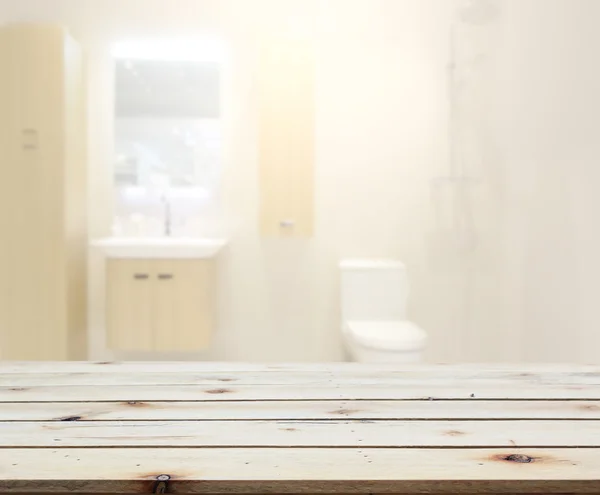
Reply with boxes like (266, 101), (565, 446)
(458, 0), (500, 26)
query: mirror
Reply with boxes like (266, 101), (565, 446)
(113, 44), (222, 192)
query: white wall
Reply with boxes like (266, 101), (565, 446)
(2, 0), (600, 363)
(211, 0), (455, 362)
(491, 0), (600, 363)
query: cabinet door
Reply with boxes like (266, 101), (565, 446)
(153, 260), (214, 352)
(0, 25), (68, 359)
(259, 37), (315, 238)
(106, 259), (154, 352)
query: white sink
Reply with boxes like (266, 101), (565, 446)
(91, 237), (228, 259)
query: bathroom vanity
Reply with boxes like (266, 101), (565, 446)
(0, 361), (599, 493)
(91, 237), (226, 352)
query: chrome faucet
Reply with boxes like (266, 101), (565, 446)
(161, 194), (171, 237)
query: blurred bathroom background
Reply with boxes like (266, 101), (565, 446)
(0, 0), (598, 363)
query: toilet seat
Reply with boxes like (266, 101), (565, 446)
(345, 320), (427, 352)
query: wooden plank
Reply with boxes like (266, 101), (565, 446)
(5, 370), (600, 387)
(2, 383), (600, 402)
(1, 400), (599, 422)
(1, 448), (599, 493)
(3, 361), (600, 374)
(2, 420), (600, 448)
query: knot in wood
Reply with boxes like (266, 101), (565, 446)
(505, 454), (533, 463)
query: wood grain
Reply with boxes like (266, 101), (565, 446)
(2, 363), (600, 493)
(1, 399), (598, 421)
(2, 362), (600, 374)
(1, 420), (599, 447)
(1, 383), (600, 402)
(1, 448), (600, 493)
(5, 370), (600, 386)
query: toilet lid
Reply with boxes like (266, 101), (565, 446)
(345, 320), (427, 351)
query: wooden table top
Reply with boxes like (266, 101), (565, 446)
(1, 361), (600, 494)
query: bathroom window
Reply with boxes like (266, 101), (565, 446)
(112, 40), (222, 236)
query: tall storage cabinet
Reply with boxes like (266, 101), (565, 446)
(258, 37), (315, 238)
(0, 24), (87, 360)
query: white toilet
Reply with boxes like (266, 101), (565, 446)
(340, 259), (427, 363)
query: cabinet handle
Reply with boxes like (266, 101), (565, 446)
(22, 129), (38, 150)
(158, 274), (174, 280)
(133, 273), (149, 280)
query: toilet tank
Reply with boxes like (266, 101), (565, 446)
(340, 259), (409, 321)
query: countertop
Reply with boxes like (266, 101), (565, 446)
(1, 361), (600, 493)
